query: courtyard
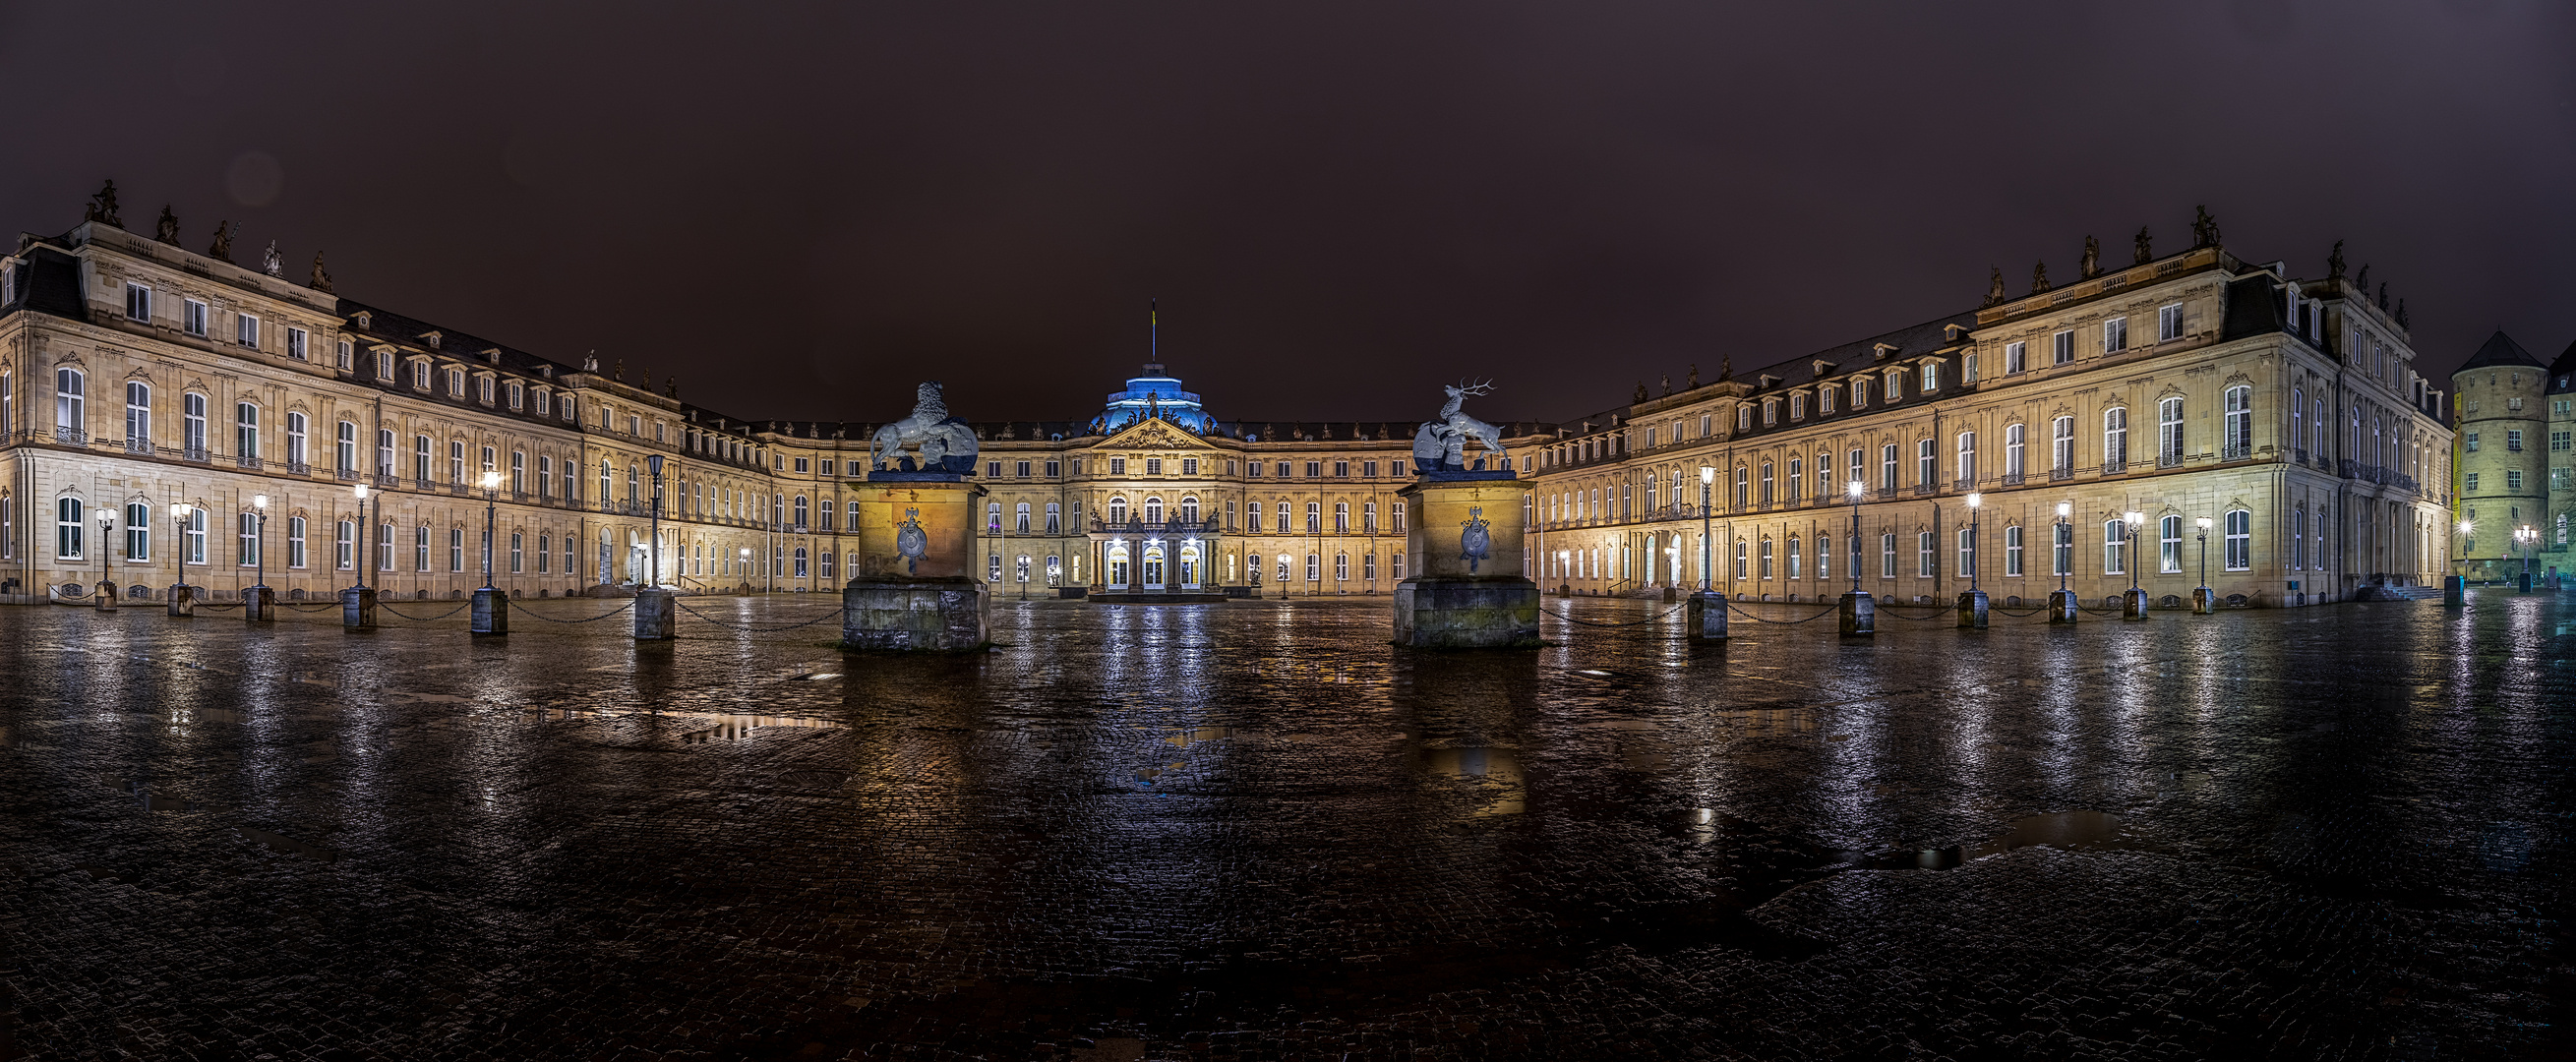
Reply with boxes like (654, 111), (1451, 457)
(1, 592), (2567, 1060)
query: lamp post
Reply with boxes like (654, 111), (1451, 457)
(345, 483), (379, 630)
(647, 454), (664, 589)
(1686, 465), (1725, 643)
(2518, 525), (2537, 592)
(1848, 480), (1865, 595)
(2122, 509), (2148, 620)
(2445, 520), (2471, 606)
(1838, 476), (1874, 637)
(740, 547), (752, 594)
(247, 494), (272, 622)
(1956, 493), (1986, 628)
(2192, 515), (2213, 614)
(635, 454), (675, 641)
(168, 502), (197, 617)
(470, 471), (507, 635)
(2050, 501), (2075, 622)
(95, 508), (117, 611)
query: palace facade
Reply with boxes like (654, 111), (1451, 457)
(2, 205), (2455, 608)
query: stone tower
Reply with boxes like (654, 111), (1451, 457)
(2451, 331), (2550, 580)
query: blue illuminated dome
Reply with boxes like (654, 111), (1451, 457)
(1097, 361), (1216, 434)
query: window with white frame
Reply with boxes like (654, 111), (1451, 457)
(1880, 443), (1898, 491)
(2004, 423), (2024, 478)
(448, 369), (465, 396)
(1917, 531), (1936, 577)
(2224, 385), (2251, 455)
(335, 340), (352, 371)
(234, 402), (259, 458)
(2005, 340), (2026, 374)
(125, 282), (151, 322)
(2160, 515), (2183, 572)
(1916, 438), (1936, 485)
(412, 361), (431, 389)
(287, 516), (307, 568)
(2102, 519), (2127, 574)
(238, 511), (260, 566)
(336, 420), (357, 473)
(2157, 302), (2184, 342)
(2052, 329), (2074, 365)
(2102, 316), (2127, 353)
(286, 326), (307, 361)
(237, 314), (260, 348)
(2224, 509), (2250, 570)
(1880, 532), (1896, 578)
(2005, 524), (2023, 576)
(183, 299), (208, 336)
(335, 519), (354, 569)
(1921, 362), (1939, 391)
(285, 412), (308, 467)
(1955, 431), (1976, 484)
(2158, 397), (2185, 462)
(1957, 527), (1974, 579)
(2103, 407), (2128, 468)
(2053, 521), (2071, 576)
(55, 497), (83, 559)
(123, 382), (150, 445)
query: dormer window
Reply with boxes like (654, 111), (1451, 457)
(533, 388), (550, 415)
(447, 368), (465, 397)
(507, 382), (523, 409)
(1920, 362), (1940, 391)
(1819, 387), (1834, 415)
(1884, 369), (1904, 400)
(351, 311), (372, 329)
(411, 360), (431, 389)
(477, 375), (495, 404)
(1763, 398), (1778, 426)
(419, 330), (442, 349)
(1737, 405), (1753, 431)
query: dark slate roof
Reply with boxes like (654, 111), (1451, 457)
(2219, 275), (2287, 341)
(2548, 339), (2576, 393)
(10, 244), (90, 321)
(2459, 330), (2546, 373)
(336, 298), (580, 382)
(1725, 311), (1982, 396)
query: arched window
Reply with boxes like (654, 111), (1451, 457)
(2052, 416), (2073, 473)
(2103, 519), (2127, 575)
(2224, 509), (2251, 570)
(793, 547), (809, 578)
(1956, 430), (1977, 485)
(336, 421), (357, 473)
(55, 497), (83, 559)
(2003, 525), (2022, 576)
(1759, 462), (1774, 504)
(2102, 407), (2128, 470)
(1144, 497), (1165, 524)
(234, 402), (259, 460)
(1733, 465), (1749, 508)
(125, 382), (150, 447)
(2157, 397), (2185, 464)
(794, 495), (810, 528)
(1180, 496), (1199, 525)
(54, 368), (84, 440)
(2004, 423), (2024, 479)
(1816, 533), (1831, 581)
(1108, 497), (1128, 524)
(1733, 538), (1747, 579)
(1759, 537), (1774, 579)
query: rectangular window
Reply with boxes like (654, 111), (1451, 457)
(2160, 515), (2183, 573)
(2053, 521), (2071, 576)
(2053, 329), (2074, 365)
(2005, 341), (2026, 375)
(286, 327), (307, 361)
(237, 511), (258, 566)
(1880, 443), (1898, 491)
(2506, 430), (2524, 452)
(415, 526), (430, 571)
(125, 282), (150, 322)
(183, 299), (208, 336)
(2464, 432), (2479, 452)
(1881, 533), (1896, 579)
(1917, 439), (1937, 485)
(1109, 457), (1126, 475)
(2159, 398), (2186, 463)
(1305, 461), (1322, 478)
(2224, 509), (2250, 570)
(186, 510), (208, 564)
(1918, 531), (1936, 578)
(2102, 316), (2127, 353)
(2005, 524), (2024, 576)
(237, 314), (260, 348)
(2103, 521), (2127, 575)
(2157, 303), (2184, 341)
(2506, 470), (2524, 491)
(2466, 472), (2480, 491)
(336, 340), (353, 371)
(126, 502), (151, 561)
(287, 516), (307, 568)
(509, 533), (523, 573)
(449, 528), (465, 572)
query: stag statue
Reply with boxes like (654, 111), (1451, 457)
(870, 381), (980, 474)
(1412, 380), (1505, 472)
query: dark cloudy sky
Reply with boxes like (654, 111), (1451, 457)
(5, 1), (2570, 426)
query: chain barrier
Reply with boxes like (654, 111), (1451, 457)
(673, 598), (848, 632)
(195, 602), (243, 610)
(2076, 606), (2125, 616)
(1538, 601), (1692, 627)
(281, 602), (341, 613)
(509, 599), (635, 624)
(1990, 606), (2052, 617)
(380, 602), (472, 621)
(1724, 601), (1844, 624)
(1873, 606), (1953, 621)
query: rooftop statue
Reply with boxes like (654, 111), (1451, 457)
(309, 252), (332, 293)
(2079, 235), (2101, 279)
(871, 381), (979, 474)
(2133, 226), (2153, 265)
(261, 240), (284, 278)
(85, 180), (122, 227)
(1983, 266), (2006, 307)
(154, 206), (180, 246)
(1411, 380), (1503, 473)
(209, 221), (238, 264)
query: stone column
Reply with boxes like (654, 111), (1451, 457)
(1391, 472), (1538, 648)
(341, 586), (377, 630)
(843, 474), (988, 651)
(633, 587), (675, 640)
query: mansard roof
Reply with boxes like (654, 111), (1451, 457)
(2458, 330), (2545, 373)
(1724, 311), (1981, 398)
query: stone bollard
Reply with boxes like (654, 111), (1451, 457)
(243, 585), (274, 623)
(1685, 590), (1727, 643)
(471, 587), (509, 635)
(167, 583), (196, 618)
(1955, 589), (1987, 629)
(2520, 571), (2534, 593)
(341, 586), (377, 630)
(1839, 590), (1875, 636)
(2048, 588), (2077, 623)
(2191, 587), (2215, 615)
(633, 588), (675, 640)
(2443, 575), (2466, 607)
(2122, 586), (2150, 620)
(96, 579), (119, 611)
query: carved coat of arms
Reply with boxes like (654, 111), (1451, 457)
(894, 507), (929, 574)
(1460, 506), (1491, 574)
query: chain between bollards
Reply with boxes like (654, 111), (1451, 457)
(1723, 602), (1844, 624)
(672, 599), (849, 631)
(380, 602), (473, 621)
(1537, 602), (1692, 627)
(507, 600), (635, 624)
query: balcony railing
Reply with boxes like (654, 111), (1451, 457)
(1089, 517), (1225, 535)
(126, 439), (154, 456)
(183, 445), (210, 463)
(54, 427), (86, 444)
(375, 474), (400, 489)
(2103, 459), (2127, 475)
(2157, 452), (2184, 469)
(2050, 467), (2072, 482)
(2294, 448), (2308, 465)
(2002, 471), (2025, 487)
(337, 468), (362, 481)
(1912, 483), (1938, 496)
(236, 455), (262, 470)
(1953, 477), (1975, 492)
(2221, 442), (2251, 461)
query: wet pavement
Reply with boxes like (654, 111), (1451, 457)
(2, 590), (2569, 1060)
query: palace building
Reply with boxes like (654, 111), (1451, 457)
(2448, 332), (2574, 582)
(2, 198), (2456, 608)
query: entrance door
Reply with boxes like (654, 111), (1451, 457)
(1108, 545), (1130, 589)
(1178, 544), (1201, 589)
(1142, 545), (1167, 589)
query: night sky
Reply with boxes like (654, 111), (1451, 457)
(5, 2), (2570, 427)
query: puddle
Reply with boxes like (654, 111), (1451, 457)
(1571, 669), (1616, 678)
(677, 714), (845, 743)
(1721, 707), (1817, 738)
(1848, 810), (2129, 871)
(1164, 727), (1234, 748)
(235, 825), (337, 862)
(1420, 746), (1525, 815)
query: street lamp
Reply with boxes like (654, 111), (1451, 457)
(2193, 515), (2213, 614)
(251, 494), (270, 591)
(2122, 509), (2147, 620)
(479, 470), (501, 589)
(2055, 502), (2071, 593)
(1964, 493), (1982, 593)
(2518, 525), (2537, 591)
(95, 508), (116, 610)
(1956, 492), (1987, 629)
(353, 483), (373, 591)
(1698, 466), (1714, 592)
(739, 546), (752, 591)
(1846, 479), (1864, 594)
(646, 454), (664, 589)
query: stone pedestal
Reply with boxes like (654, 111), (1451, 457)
(1392, 472), (1539, 648)
(2191, 586), (2215, 615)
(633, 588), (675, 640)
(167, 583), (195, 618)
(2519, 571), (2534, 593)
(1685, 590), (1727, 643)
(341, 586), (377, 630)
(471, 587), (509, 635)
(95, 579), (118, 611)
(2122, 586), (2150, 620)
(243, 585), (273, 623)
(842, 474), (988, 651)
(2047, 588), (2077, 623)
(1955, 589), (1987, 628)
(2442, 575), (2466, 607)
(1839, 590), (1875, 636)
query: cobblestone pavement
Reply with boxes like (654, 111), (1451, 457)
(2, 590), (2569, 1061)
